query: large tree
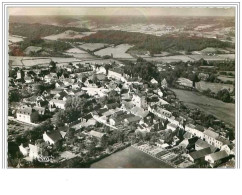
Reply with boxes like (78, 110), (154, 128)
(31, 112), (40, 123)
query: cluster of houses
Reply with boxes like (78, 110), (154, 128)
(9, 59), (235, 168)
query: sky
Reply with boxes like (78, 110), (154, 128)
(8, 7), (235, 17)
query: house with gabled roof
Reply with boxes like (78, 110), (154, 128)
(188, 147), (212, 163)
(150, 78), (158, 85)
(205, 150), (230, 167)
(43, 131), (63, 145)
(195, 139), (218, 153)
(203, 128), (228, 148)
(161, 78), (168, 88)
(16, 105), (35, 124)
(185, 124), (205, 139)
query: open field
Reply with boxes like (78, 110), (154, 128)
(80, 59), (123, 65)
(79, 43), (109, 51)
(9, 56), (83, 67)
(144, 55), (194, 63)
(171, 88), (235, 127)
(22, 58), (51, 66)
(142, 53), (235, 63)
(64, 52), (97, 59)
(195, 81), (234, 93)
(43, 30), (95, 40)
(9, 35), (25, 44)
(91, 146), (173, 168)
(187, 54), (235, 61)
(94, 44), (134, 58)
(9, 56), (122, 67)
(217, 75), (235, 82)
(65, 47), (87, 54)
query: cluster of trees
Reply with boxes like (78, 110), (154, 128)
(54, 97), (88, 127)
(14, 120), (53, 145)
(81, 30), (233, 54)
(202, 88), (233, 103)
(123, 57), (160, 82)
(187, 107), (235, 140)
(210, 60), (235, 71)
(34, 82), (55, 95)
(19, 38), (72, 55)
(159, 61), (201, 87)
(9, 90), (21, 103)
(217, 89), (233, 102)
(9, 22), (89, 39)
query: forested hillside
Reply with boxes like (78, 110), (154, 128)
(81, 30), (233, 54)
(9, 23), (90, 39)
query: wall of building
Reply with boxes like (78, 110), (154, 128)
(16, 113), (31, 124)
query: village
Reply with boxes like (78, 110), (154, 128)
(8, 56), (235, 168)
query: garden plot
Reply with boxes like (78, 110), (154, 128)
(94, 44), (134, 58)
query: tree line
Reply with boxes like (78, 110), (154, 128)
(80, 30), (233, 54)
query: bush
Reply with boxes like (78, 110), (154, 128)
(217, 89), (231, 103)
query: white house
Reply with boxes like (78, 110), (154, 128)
(161, 78), (168, 88)
(19, 144), (29, 156)
(205, 150), (229, 167)
(185, 124), (204, 139)
(203, 128), (228, 148)
(43, 131), (62, 145)
(108, 69), (126, 82)
(16, 70), (22, 79)
(109, 118), (118, 126)
(44, 74), (53, 83)
(28, 144), (40, 160)
(150, 78), (158, 85)
(148, 106), (172, 120)
(221, 145), (232, 155)
(188, 147), (212, 163)
(214, 136), (230, 149)
(16, 105), (33, 124)
(157, 90), (163, 98)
